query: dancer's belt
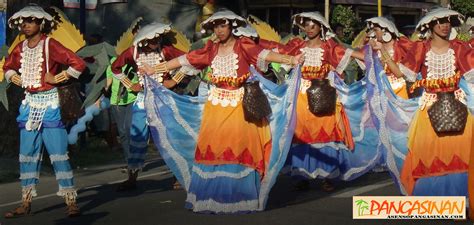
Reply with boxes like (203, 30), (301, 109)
(208, 72), (250, 89)
(419, 88), (466, 110)
(207, 86), (244, 107)
(23, 88), (59, 130)
(300, 65), (331, 93)
(409, 72), (461, 94)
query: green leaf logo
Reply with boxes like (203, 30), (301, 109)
(355, 199), (369, 216)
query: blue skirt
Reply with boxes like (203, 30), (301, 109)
(185, 164), (261, 214)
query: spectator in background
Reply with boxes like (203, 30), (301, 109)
(334, 23), (345, 43)
(83, 34), (119, 151)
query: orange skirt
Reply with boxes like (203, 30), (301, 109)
(392, 84), (409, 99)
(292, 92), (354, 150)
(195, 101), (272, 175)
(400, 109), (474, 195)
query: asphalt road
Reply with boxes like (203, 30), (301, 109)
(0, 158), (472, 225)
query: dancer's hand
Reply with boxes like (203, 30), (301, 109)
(11, 74), (22, 86)
(163, 79), (177, 89)
(54, 71), (70, 83)
(294, 53), (305, 65)
(379, 48), (393, 64)
(130, 83), (142, 92)
(140, 63), (155, 75)
(369, 39), (383, 50)
(44, 72), (56, 84)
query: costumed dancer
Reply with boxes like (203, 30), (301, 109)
(110, 22), (186, 191)
(274, 12), (366, 191)
(141, 9), (302, 213)
(377, 8), (474, 214)
(3, 5), (86, 218)
(364, 17), (414, 99)
(349, 17), (416, 175)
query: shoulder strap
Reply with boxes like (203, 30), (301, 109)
(45, 37), (51, 74)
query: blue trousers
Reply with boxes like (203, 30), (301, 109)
(17, 102), (74, 192)
(128, 101), (149, 170)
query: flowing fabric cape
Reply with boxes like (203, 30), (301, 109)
(143, 65), (300, 211)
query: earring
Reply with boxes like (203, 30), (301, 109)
(40, 20), (45, 31)
(382, 31), (392, 42)
(422, 30), (431, 39)
(232, 20), (237, 27)
(448, 27), (457, 40)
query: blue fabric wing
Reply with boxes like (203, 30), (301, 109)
(328, 46), (385, 181)
(144, 77), (206, 190)
(366, 46), (418, 195)
(252, 65), (300, 210)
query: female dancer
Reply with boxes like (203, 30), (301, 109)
(3, 5), (86, 218)
(109, 22), (186, 191)
(274, 12), (365, 191)
(364, 17), (413, 99)
(141, 9), (302, 213)
(378, 7), (473, 215)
